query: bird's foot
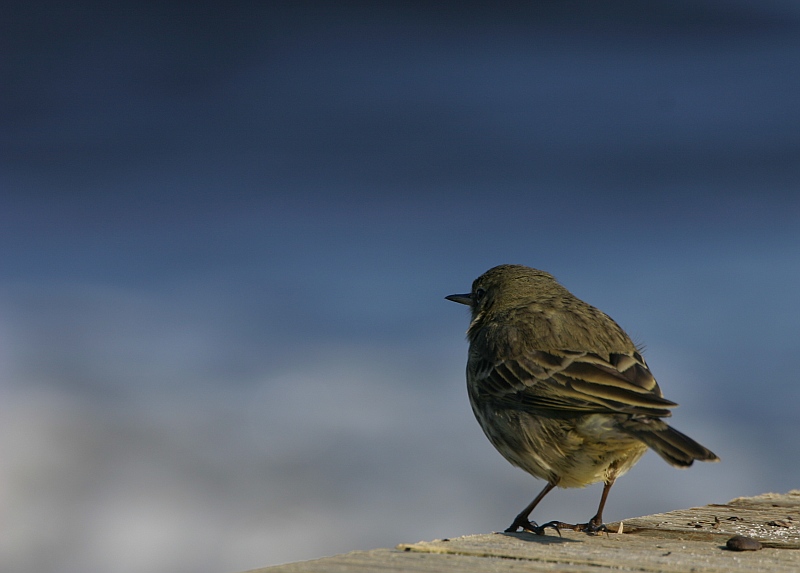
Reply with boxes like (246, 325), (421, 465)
(505, 518), (562, 537)
(571, 520), (609, 535)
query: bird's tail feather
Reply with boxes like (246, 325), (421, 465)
(621, 420), (719, 467)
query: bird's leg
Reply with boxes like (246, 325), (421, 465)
(574, 479), (614, 534)
(505, 482), (561, 535)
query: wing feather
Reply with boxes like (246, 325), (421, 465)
(472, 349), (676, 417)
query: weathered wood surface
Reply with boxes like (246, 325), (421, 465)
(248, 491), (800, 573)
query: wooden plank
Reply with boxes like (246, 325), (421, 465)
(610, 489), (800, 548)
(249, 491), (800, 573)
(399, 529), (799, 572)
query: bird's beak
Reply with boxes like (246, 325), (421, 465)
(445, 293), (473, 306)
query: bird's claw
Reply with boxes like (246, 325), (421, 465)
(574, 521), (609, 535)
(505, 519), (562, 537)
(532, 520), (562, 537)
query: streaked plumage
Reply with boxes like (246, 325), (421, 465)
(447, 264), (718, 534)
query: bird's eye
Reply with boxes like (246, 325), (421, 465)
(474, 288), (486, 303)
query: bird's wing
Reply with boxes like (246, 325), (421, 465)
(472, 349), (677, 417)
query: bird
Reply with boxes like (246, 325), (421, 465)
(446, 264), (719, 534)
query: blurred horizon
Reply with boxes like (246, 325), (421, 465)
(2, 2), (799, 573)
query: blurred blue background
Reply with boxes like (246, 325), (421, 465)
(2, 2), (799, 572)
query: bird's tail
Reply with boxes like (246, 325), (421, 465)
(621, 418), (720, 467)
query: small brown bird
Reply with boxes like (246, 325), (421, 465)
(446, 264), (719, 534)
